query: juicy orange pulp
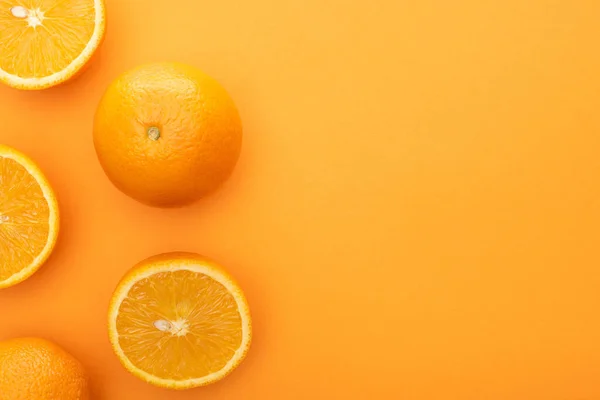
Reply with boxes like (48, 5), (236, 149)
(109, 254), (252, 388)
(0, 147), (58, 288)
(0, 0), (105, 89)
(116, 270), (244, 381)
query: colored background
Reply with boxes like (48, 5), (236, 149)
(1, 0), (600, 398)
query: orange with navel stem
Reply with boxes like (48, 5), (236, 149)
(93, 62), (243, 207)
(0, 338), (90, 400)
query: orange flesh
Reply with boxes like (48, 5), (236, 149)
(115, 270), (244, 380)
(0, 0), (95, 78)
(0, 156), (50, 281)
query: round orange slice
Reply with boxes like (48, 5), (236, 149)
(0, 0), (106, 90)
(108, 252), (252, 389)
(0, 145), (59, 288)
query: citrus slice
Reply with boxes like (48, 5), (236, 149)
(108, 252), (252, 389)
(0, 0), (106, 90)
(0, 145), (59, 288)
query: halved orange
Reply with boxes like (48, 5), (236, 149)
(0, 144), (59, 288)
(0, 0), (106, 90)
(108, 252), (252, 389)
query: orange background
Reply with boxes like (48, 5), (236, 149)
(2, 0), (600, 398)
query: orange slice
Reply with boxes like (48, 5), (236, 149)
(0, 0), (106, 90)
(0, 144), (59, 288)
(108, 253), (252, 389)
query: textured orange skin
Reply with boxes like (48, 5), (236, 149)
(93, 62), (243, 207)
(0, 338), (89, 400)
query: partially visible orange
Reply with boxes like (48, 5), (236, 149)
(93, 62), (243, 207)
(0, 337), (90, 400)
(0, 0), (106, 90)
(108, 252), (252, 389)
(0, 144), (59, 288)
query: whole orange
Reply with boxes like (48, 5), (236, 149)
(0, 338), (89, 400)
(93, 62), (243, 207)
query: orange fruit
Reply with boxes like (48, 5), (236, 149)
(108, 252), (252, 389)
(93, 62), (243, 207)
(0, 0), (106, 90)
(0, 144), (59, 288)
(0, 337), (90, 400)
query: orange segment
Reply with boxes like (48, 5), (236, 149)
(0, 144), (59, 288)
(108, 253), (252, 389)
(0, 0), (105, 90)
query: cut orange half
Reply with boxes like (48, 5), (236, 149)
(0, 0), (106, 90)
(108, 253), (252, 389)
(0, 144), (59, 288)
